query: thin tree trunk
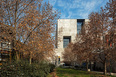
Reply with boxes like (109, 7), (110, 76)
(16, 51), (20, 61)
(29, 52), (32, 64)
(29, 57), (32, 65)
(86, 60), (89, 71)
(104, 61), (107, 75)
(90, 62), (93, 71)
(14, 1), (18, 61)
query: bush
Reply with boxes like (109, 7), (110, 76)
(0, 60), (55, 77)
(49, 64), (55, 72)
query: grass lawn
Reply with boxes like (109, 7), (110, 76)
(48, 67), (116, 77)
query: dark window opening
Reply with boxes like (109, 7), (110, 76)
(63, 36), (71, 48)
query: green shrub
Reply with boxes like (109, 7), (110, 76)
(49, 64), (55, 72)
(0, 60), (55, 77)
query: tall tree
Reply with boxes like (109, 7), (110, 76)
(0, 0), (59, 62)
(73, 25), (94, 71)
(105, 0), (116, 72)
(88, 7), (114, 74)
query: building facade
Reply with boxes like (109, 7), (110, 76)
(0, 24), (14, 65)
(55, 19), (89, 65)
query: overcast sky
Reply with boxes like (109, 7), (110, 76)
(44, 0), (109, 19)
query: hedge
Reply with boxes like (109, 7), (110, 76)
(0, 60), (55, 77)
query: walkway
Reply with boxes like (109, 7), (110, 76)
(92, 71), (116, 76)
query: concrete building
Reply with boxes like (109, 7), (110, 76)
(55, 19), (89, 65)
(54, 19), (116, 73)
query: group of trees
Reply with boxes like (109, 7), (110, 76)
(0, 0), (59, 64)
(63, 0), (116, 75)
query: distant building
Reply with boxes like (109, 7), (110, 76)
(55, 19), (89, 65)
(0, 24), (14, 64)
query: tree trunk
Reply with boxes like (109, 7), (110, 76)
(86, 60), (89, 71)
(16, 51), (20, 61)
(29, 57), (32, 65)
(29, 52), (32, 64)
(90, 62), (93, 71)
(104, 62), (107, 75)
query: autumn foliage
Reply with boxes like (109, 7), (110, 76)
(0, 0), (59, 63)
(62, 0), (116, 74)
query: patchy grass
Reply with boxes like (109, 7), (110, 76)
(48, 67), (116, 77)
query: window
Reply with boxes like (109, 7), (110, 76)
(63, 36), (71, 48)
(2, 43), (7, 47)
(77, 19), (84, 34)
(77, 22), (83, 34)
(1, 43), (8, 50)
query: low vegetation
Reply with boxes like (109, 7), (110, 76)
(0, 60), (55, 77)
(48, 67), (116, 77)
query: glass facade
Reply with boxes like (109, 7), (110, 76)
(63, 36), (71, 48)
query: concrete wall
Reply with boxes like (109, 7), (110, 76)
(55, 19), (77, 65)
(58, 19), (77, 46)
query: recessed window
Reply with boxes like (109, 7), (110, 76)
(63, 36), (71, 48)
(77, 22), (83, 34)
(77, 19), (84, 34)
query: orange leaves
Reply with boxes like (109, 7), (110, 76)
(3, 37), (6, 39)
(1, 0), (59, 62)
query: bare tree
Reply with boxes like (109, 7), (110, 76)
(73, 25), (94, 71)
(88, 4), (116, 74)
(62, 43), (77, 66)
(0, 0), (59, 63)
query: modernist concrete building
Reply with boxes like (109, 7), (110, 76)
(55, 19), (89, 65)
